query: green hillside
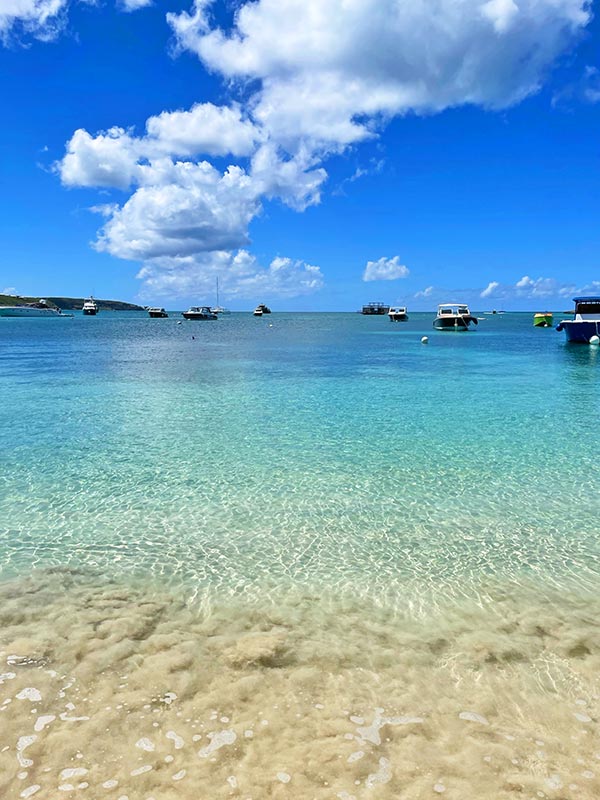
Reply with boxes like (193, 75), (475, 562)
(0, 294), (144, 311)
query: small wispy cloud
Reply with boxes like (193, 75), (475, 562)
(480, 275), (579, 299)
(552, 65), (600, 109)
(414, 286), (434, 298)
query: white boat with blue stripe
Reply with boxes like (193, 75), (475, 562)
(556, 297), (600, 343)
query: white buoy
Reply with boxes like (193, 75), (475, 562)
(590, 335), (599, 346)
(421, 336), (429, 344)
(176, 321), (182, 325)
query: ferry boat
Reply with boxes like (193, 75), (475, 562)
(556, 297), (600, 343)
(433, 303), (478, 331)
(0, 299), (65, 317)
(148, 307), (168, 318)
(388, 306), (408, 322)
(361, 302), (389, 315)
(533, 312), (553, 328)
(82, 297), (98, 315)
(182, 306), (218, 320)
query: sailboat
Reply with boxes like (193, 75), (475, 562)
(210, 278), (230, 315)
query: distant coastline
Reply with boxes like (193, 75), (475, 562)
(0, 294), (144, 311)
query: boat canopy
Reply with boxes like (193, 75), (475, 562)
(573, 297), (600, 314)
(437, 304), (470, 314)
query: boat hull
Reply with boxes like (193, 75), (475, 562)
(433, 316), (477, 331)
(556, 320), (600, 343)
(182, 312), (217, 320)
(389, 313), (408, 322)
(533, 314), (553, 327)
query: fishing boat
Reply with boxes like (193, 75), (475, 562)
(433, 303), (478, 331)
(182, 306), (218, 320)
(82, 297), (98, 315)
(388, 306), (408, 321)
(148, 307), (168, 318)
(361, 302), (389, 315)
(556, 297), (600, 343)
(0, 299), (66, 317)
(533, 312), (553, 327)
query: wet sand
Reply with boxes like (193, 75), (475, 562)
(1, 569), (599, 799)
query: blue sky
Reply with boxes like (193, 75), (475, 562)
(0, 0), (599, 310)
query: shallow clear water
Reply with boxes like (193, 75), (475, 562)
(1, 311), (599, 799)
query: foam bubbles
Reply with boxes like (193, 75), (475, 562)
(165, 730), (184, 749)
(366, 758), (391, 788)
(20, 786), (40, 798)
(130, 765), (153, 777)
(197, 729), (236, 758)
(135, 738), (155, 752)
(16, 688), (42, 702)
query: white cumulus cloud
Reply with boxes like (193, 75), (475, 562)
(93, 160), (260, 260)
(0, 0), (68, 43)
(136, 250), (324, 300)
(363, 256), (409, 282)
(168, 0), (591, 153)
(51, 0), (592, 298)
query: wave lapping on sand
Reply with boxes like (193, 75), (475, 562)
(0, 569), (599, 799)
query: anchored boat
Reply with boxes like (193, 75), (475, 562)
(148, 307), (168, 318)
(82, 297), (98, 315)
(533, 312), (553, 328)
(388, 306), (408, 322)
(556, 297), (600, 343)
(433, 303), (478, 331)
(361, 302), (389, 315)
(0, 299), (66, 318)
(182, 306), (218, 320)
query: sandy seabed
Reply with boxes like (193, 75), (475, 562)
(0, 569), (599, 800)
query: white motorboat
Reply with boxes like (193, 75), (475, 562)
(433, 303), (478, 331)
(0, 299), (65, 317)
(556, 296), (600, 343)
(388, 306), (408, 321)
(148, 307), (168, 318)
(82, 297), (99, 315)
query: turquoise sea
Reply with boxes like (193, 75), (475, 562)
(1, 311), (599, 799)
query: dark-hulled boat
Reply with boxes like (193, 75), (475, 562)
(182, 306), (217, 320)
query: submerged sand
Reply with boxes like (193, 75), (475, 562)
(0, 569), (599, 799)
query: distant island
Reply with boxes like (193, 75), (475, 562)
(0, 294), (144, 311)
